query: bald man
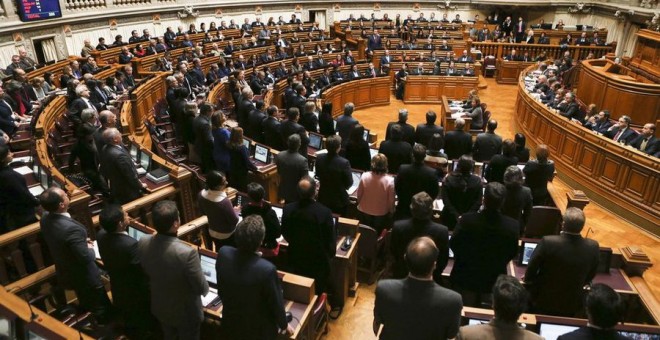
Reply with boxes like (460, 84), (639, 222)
(99, 128), (146, 204)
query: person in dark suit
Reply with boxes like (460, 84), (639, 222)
(444, 118), (473, 160)
(559, 92), (582, 122)
(394, 144), (439, 220)
(473, 120), (503, 162)
(138, 201), (209, 339)
(68, 122), (109, 194)
(557, 284), (628, 340)
(39, 188), (111, 321)
(450, 183), (519, 307)
(514, 17), (526, 43)
(501, 166), (533, 235)
(94, 110), (116, 154)
(280, 108), (310, 159)
(368, 30), (383, 50)
(0, 145), (39, 233)
(0, 88), (19, 136)
(99, 128), (146, 204)
(457, 275), (543, 340)
(217, 215), (293, 339)
(379, 124), (413, 174)
(390, 192), (449, 283)
(299, 101), (319, 133)
(524, 208), (600, 317)
(336, 102), (359, 146)
(68, 85), (100, 127)
(441, 156), (483, 230)
(605, 115), (638, 144)
(523, 144), (555, 205)
(576, 32), (591, 46)
(385, 109), (415, 146)
(375, 237), (462, 340)
(342, 123), (372, 171)
(415, 110), (444, 147)
(282, 177), (336, 296)
(289, 84), (307, 113)
(629, 123), (658, 155)
(484, 139), (518, 184)
(241, 183), (282, 251)
(245, 100), (267, 143)
(237, 88), (256, 129)
(275, 134), (309, 203)
(587, 110), (614, 135)
(316, 135), (353, 215)
(262, 105), (284, 150)
(192, 103), (214, 173)
(97, 205), (154, 337)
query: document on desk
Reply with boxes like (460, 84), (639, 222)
(201, 288), (218, 307)
(92, 240), (101, 260)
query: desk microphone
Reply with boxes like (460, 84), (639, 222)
(585, 227), (595, 239)
(26, 299), (38, 321)
(78, 328), (83, 340)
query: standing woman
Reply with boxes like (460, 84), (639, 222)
(227, 127), (257, 192)
(197, 170), (239, 251)
(318, 102), (335, 137)
(211, 112), (231, 174)
(514, 133), (530, 163)
(523, 144), (555, 205)
(355, 154), (395, 234)
(342, 124), (371, 171)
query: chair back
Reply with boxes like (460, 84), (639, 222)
(523, 206), (562, 238)
(357, 224), (379, 260)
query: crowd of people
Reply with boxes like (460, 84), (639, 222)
(0, 10), (653, 340)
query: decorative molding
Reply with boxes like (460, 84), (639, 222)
(333, 3), (341, 12)
(153, 14), (161, 24)
(109, 19), (118, 30)
(412, 3), (421, 12)
(255, 6), (263, 15)
(215, 8), (224, 18)
(373, 3), (381, 12)
(63, 25), (73, 37)
(12, 33), (23, 43)
(438, 0), (459, 11)
(294, 4), (302, 13)
(568, 2), (593, 14)
(178, 6), (200, 19)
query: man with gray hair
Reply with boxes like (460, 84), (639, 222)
(336, 102), (359, 146)
(69, 85), (98, 126)
(216, 215), (294, 338)
(386, 109), (415, 145)
(524, 207), (600, 316)
(99, 128), (146, 204)
(390, 192), (449, 283)
(605, 115), (638, 144)
(94, 110), (116, 152)
(275, 134), (309, 203)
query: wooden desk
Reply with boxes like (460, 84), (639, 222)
(472, 41), (614, 62)
(321, 77), (391, 118)
(440, 95), (472, 132)
(496, 59), (536, 84)
(403, 75), (478, 104)
(515, 65), (660, 235)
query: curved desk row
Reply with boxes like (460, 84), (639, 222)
(515, 65), (660, 235)
(576, 59), (660, 126)
(321, 77), (391, 117)
(403, 75), (478, 104)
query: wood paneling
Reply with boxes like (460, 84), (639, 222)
(321, 77), (391, 117)
(403, 75), (478, 103)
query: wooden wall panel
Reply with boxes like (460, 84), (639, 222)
(578, 146), (598, 173)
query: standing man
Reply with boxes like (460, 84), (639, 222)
(192, 102), (214, 173)
(39, 188), (111, 322)
(216, 215), (294, 339)
(280, 107), (310, 159)
(281, 177), (336, 296)
(375, 237), (462, 339)
(515, 17), (526, 43)
(450, 183), (519, 307)
(473, 120), (503, 162)
(315, 135), (353, 215)
(336, 102), (359, 146)
(378, 124), (413, 174)
(275, 134), (309, 203)
(444, 118), (473, 160)
(394, 144), (439, 220)
(0, 145), (39, 233)
(97, 205), (154, 337)
(385, 109), (415, 146)
(415, 110), (444, 147)
(100, 128), (146, 204)
(524, 207), (600, 317)
(138, 200), (209, 339)
(368, 29), (383, 51)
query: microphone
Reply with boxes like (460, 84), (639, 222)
(27, 299), (38, 321)
(585, 227), (595, 239)
(78, 328), (84, 340)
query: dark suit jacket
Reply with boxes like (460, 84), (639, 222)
(378, 140), (413, 173)
(96, 230), (150, 312)
(262, 116), (283, 150)
(524, 234), (600, 316)
(316, 153), (353, 212)
(138, 234), (209, 326)
(216, 247), (288, 340)
(395, 163), (439, 217)
(40, 213), (103, 290)
(523, 160), (555, 205)
(415, 123), (444, 147)
(629, 135), (659, 155)
(390, 218), (449, 282)
(501, 185), (533, 232)
(560, 102), (581, 122)
(450, 209), (519, 292)
(244, 109), (266, 143)
(441, 173), (483, 229)
(282, 199), (336, 293)
(299, 111), (319, 133)
(444, 130), (473, 160)
(275, 150), (309, 202)
(193, 114), (214, 170)
(557, 327), (629, 340)
(0, 165), (39, 231)
(100, 144), (143, 204)
(484, 154), (518, 184)
(0, 99), (16, 135)
(342, 139), (371, 171)
(68, 97), (98, 125)
(473, 132), (503, 162)
(606, 127), (638, 144)
(336, 114), (359, 145)
(237, 98), (256, 128)
(386, 122), (415, 146)
(375, 277), (462, 340)
(280, 120), (309, 158)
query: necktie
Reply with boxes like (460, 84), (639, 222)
(640, 138), (648, 151)
(613, 129), (624, 142)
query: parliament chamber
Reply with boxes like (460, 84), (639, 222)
(0, 1), (659, 339)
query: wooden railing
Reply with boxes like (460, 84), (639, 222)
(472, 41), (615, 62)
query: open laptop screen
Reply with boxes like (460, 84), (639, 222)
(139, 151), (151, 171)
(254, 144), (269, 164)
(363, 129), (370, 142)
(242, 138), (251, 150)
(127, 226), (148, 241)
(199, 253), (218, 287)
(539, 323), (579, 340)
(519, 241), (538, 266)
(129, 143), (139, 162)
(309, 133), (323, 149)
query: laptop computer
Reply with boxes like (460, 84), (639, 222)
(253, 143), (270, 166)
(518, 239), (539, 266)
(199, 249), (222, 307)
(127, 225), (149, 241)
(346, 170), (362, 195)
(309, 132), (323, 150)
(539, 323), (579, 340)
(363, 129), (370, 142)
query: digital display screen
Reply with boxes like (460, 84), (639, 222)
(129, 143), (139, 162)
(618, 331), (660, 339)
(254, 144), (269, 164)
(242, 138), (251, 150)
(127, 226), (148, 241)
(39, 167), (49, 189)
(448, 235), (454, 258)
(139, 151), (151, 171)
(17, 0), (63, 22)
(539, 323), (579, 340)
(363, 129), (370, 141)
(309, 133), (322, 149)
(520, 242), (538, 266)
(200, 254), (217, 286)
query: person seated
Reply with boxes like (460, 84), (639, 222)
(629, 123), (658, 155)
(504, 49), (521, 61)
(557, 284), (628, 340)
(457, 50), (473, 63)
(604, 115), (638, 144)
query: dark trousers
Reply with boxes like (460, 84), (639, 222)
(452, 284), (492, 308)
(357, 210), (392, 234)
